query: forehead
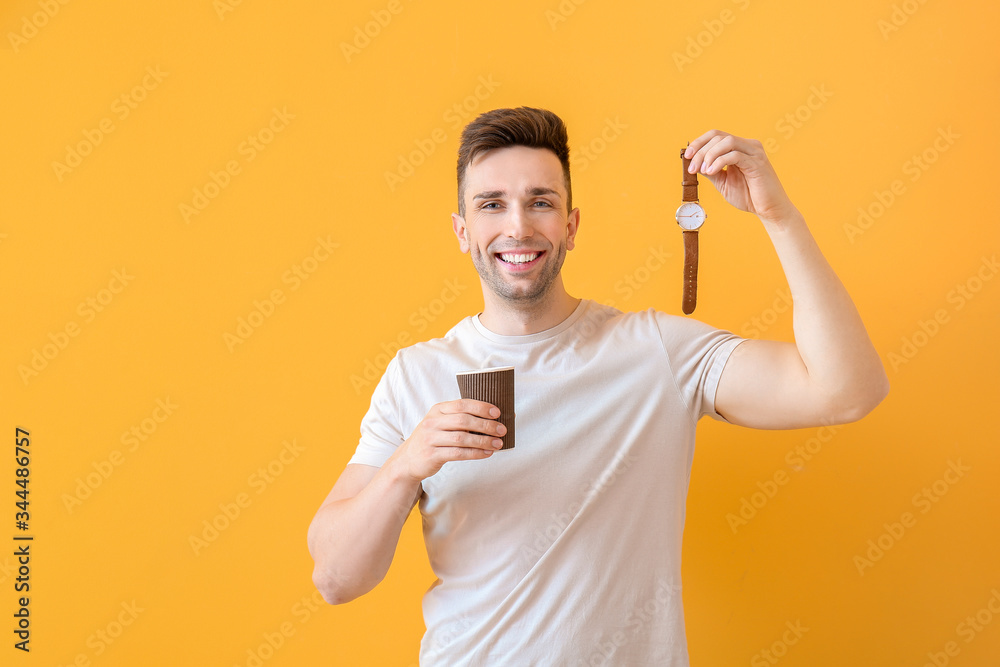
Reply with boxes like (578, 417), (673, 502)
(465, 145), (565, 196)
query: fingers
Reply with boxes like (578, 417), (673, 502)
(684, 131), (764, 175)
(437, 398), (501, 420)
(440, 414), (506, 443)
(398, 399), (510, 481)
(433, 444), (497, 463)
(427, 399), (506, 450)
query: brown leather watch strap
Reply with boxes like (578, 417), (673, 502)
(682, 230), (699, 314)
(681, 147), (699, 203)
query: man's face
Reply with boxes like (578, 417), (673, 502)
(452, 145), (579, 305)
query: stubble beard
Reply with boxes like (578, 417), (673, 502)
(470, 239), (567, 306)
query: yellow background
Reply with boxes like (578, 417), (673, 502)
(3, 0), (998, 665)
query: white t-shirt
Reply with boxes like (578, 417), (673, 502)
(349, 299), (744, 666)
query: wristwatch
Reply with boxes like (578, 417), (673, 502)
(675, 147), (706, 314)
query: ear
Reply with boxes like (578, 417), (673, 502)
(565, 207), (580, 251)
(452, 213), (470, 253)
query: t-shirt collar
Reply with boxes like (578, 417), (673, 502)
(471, 299), (592, 345)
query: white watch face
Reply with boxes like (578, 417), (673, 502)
(675, 202), (706, 230)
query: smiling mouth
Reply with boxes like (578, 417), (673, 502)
(496, 251), (543, 265)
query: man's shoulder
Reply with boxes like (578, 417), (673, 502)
(579, 302), (736, 355)
(583, 301), (686, 332)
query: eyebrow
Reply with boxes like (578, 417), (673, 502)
(472, 187), (562, 201)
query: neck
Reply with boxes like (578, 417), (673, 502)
(477, 278), (580, 336)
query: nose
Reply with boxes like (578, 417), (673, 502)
(504, 205), (534, 240)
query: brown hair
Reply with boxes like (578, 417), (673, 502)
(456, 107), (571, 217)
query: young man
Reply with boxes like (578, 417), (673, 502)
(308, 107), (888, 665)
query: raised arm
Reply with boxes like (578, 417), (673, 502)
(307, 399), (505, 604)
(683, 131), (889, 429)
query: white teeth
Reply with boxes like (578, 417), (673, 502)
(499, 253), (538, 264)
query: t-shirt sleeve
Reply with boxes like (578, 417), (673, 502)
(348, 356), (406, 468)
(649, 309), (745, 423)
